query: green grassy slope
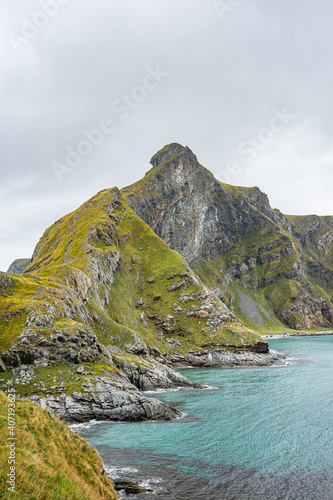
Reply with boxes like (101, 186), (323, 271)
(0, 391), (118, 500)
(0, 187), (259, 374)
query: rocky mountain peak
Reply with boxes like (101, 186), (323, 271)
(150, 143), (198, 170)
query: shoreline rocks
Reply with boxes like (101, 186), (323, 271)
(25, 372), (183, 423)
(112, 479), (153, 494)
(11, 345), (287, 424)
(158, 347), (287, 369)
(263, 331), (333, 339)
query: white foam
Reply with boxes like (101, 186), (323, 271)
(143, 387), (181, 394)
(175, 411), (188, 420)
(105, 465), (139, 476)
(69, 419), (110, 432)
(140, 477), (164, 493)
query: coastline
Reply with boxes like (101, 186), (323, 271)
(74, 335), (333, 499)
(159, 346), (288, 370)
(262, 331), (333, 339)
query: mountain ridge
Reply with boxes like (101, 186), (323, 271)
(2, 142), (331, 424)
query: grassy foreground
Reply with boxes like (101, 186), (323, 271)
(0, 391), (118, 500)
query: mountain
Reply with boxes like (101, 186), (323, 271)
(1, 143), (331, 497)
(1, 183), (276, 424)
(123, 143), (333, 332)
(3, 142), (331, 422)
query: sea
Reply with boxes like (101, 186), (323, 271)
(74, 336), (333, 499)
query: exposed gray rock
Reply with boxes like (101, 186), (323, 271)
(112, 479), (153, 494)
(12, 365), (35, 384)
(160, 347), (287, 368)
(123, 144), (285, 265)
(7, 258), (32, 274)
(237, 290), (277, 327)
(122, 143), (333, 331)
(113, 356), (204, 392)
(27, 373), (181, 423)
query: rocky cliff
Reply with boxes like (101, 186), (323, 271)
(123, 143), (333, 331)
(1, 185), (272, 423)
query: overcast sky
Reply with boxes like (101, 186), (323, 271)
(1, 0), (333, 271)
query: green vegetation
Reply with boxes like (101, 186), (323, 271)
(1, 187), (259, 369)
(0, 363), (118, 399)
(0, 391), (118, 500)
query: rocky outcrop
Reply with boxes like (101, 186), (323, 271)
(277, 288), (333, 330)
(157, 346), (286, 368)
(0, 273), (104, 368)
(9, 360), (202, 423)
(26, 373), (181, 423)
(112, 355), (203, 391)
(113, 479), (152, 494)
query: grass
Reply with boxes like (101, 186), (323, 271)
(0, 391), (118, 500)
(0, 362), (119, 400)
(1, 186), (261, 372)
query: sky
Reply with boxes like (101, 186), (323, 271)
(1, 0), (333, 272)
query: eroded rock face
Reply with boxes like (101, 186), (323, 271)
(0, 275), (103, 368)
(124, 144), (287, 265)
(113, 355), (203, 391)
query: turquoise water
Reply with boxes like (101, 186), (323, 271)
(77, 336), (333, 499)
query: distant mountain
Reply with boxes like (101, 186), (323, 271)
(6, 258), (31, 274)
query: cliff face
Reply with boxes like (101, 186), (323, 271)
(123, 143), (333, 331)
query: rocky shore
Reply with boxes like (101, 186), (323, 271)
(160, 346), (287, 369)
(13, 358), (202, 424)
(2, 342), (287, 424)
(263, 331), (333, 339)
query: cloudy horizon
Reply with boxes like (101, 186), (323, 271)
(1, 0), (333, 271)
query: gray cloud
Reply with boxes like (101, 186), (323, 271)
(1, 0), (332, 271)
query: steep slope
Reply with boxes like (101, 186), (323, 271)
(1, 187), (266, 422)
(0, 391), (118, 499)
(288, 214), (333, 289)
(123, 143), (333, 331)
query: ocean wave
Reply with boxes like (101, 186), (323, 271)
(104, 465), (139, 476)
(69, 419), (110, 431)
(143, 387), (182, 394)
